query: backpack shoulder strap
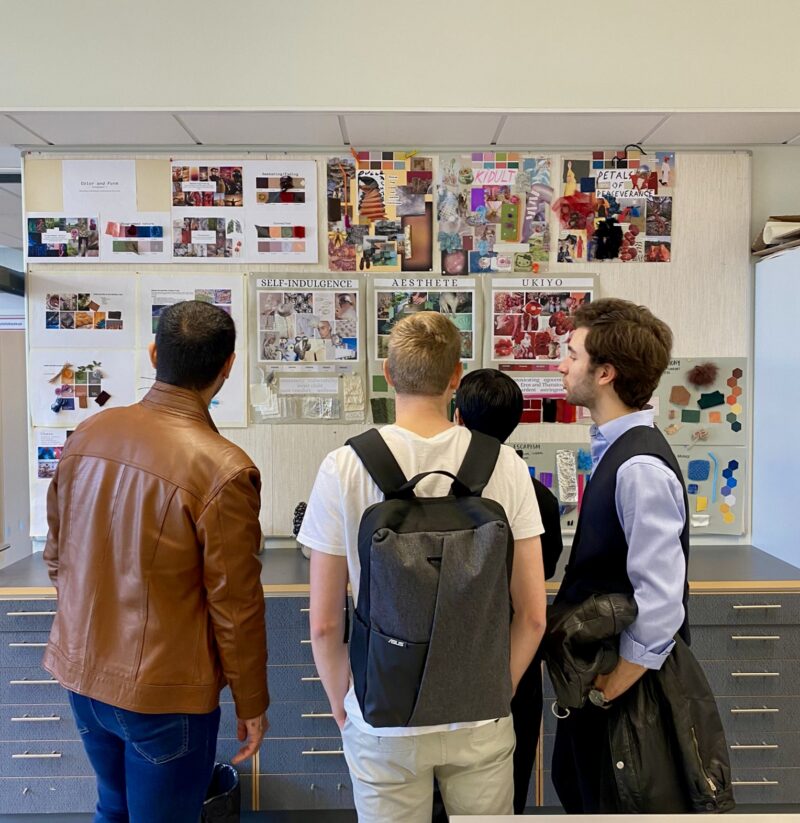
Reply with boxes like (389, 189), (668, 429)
(345, 429), (411, 499)
(453, 430), (502, 497)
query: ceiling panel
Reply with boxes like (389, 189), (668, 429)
(497, 113), (664, 147)
(0, 235), (22, 249)
(9, 112), (195, 145)
(180, 112), (343, 145)
(0, 214), (22, 239)
(0, 188), (21, 218)
(0, 145), (22, 169)
(0, 116), (47, 146)
(645, 113), (800, 145)
(345, 113), (501, 147)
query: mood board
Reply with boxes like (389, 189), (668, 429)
(24, 151), (752, 538)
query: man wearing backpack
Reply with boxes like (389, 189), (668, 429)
(299, 312), (547, 822)
(452, 368), (563, 816)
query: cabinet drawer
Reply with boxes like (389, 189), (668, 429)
(0, 632), (51, 668)
(542, 732), (554, 764)
(266, 596), (310, 635)
(541, 770), (560, 807)
(0, 668), (65, 704)
(730, 769), (800, 803)
(543, 699), (558, 735)
(0, 740), (92, 778)
(215, 737), (254, 775)
(260, 737), (345, 775)
(0, 602), (57, 633)
(690, 593), (800, 626)
(0, 704), (78, 741)
(259, 773), (353, 810)
(700, 659), (800, 696)
(717, 696), (800, 734)
(267, 701), (340, 738)
(727, 732), (800, 768)
(0, 776), (97, 814)
(690, 625), (800, 661)
(268, 665), (327, 702)
(267, 633), (315, 665)
(218, 701), (239, 740)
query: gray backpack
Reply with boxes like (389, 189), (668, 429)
(346, 428), (514, 728)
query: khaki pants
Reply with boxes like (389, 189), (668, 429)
(341, 715), (515, 823)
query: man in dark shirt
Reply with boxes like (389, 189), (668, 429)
(441, 368), (563, 815)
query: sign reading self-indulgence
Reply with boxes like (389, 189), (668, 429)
(250, 276), (366, 423)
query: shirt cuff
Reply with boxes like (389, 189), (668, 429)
(619, 630), (675, 670)
(510, 525), (545, 542)
(296, 533), (346, 556)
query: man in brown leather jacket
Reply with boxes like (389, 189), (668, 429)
(43, 300), (268, 823)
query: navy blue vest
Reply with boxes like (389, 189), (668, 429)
(556, 425), (691, 643)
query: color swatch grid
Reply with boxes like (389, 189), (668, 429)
(355, 151), (410, 171)
(470, 151), (523, 170)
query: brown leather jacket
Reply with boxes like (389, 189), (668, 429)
(43, 382), (268, 718)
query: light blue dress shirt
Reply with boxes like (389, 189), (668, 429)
(589, 408), (687, 670)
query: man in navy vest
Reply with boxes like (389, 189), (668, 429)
(552, 298), (690, 813)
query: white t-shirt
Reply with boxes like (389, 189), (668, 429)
(298, 423), (544, 736)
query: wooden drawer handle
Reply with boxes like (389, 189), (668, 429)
(731, 707), (779, 714)
(731, 672), (780, 678)
(301, 712), (334, 719)
(11, 715), (61, 722)
(9, 679), (59, 685)
(8, 642), (48, 648)
(730, 743), (779, 750)
(731, 635), (781, 641)
(12, 751), (62, 759)
(732, 604), (781, 610)
(732, 779), (779, 786)
(6, 611), (56, 617)
(300, 676), (321, 682)
(302, 749), (344, 756)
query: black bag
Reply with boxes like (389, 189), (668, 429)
(346, 428), (514, 728)
(201, 763), (240, 823)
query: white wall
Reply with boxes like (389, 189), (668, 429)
(2, 0), (800, 111)
(750, 146), (800, 242)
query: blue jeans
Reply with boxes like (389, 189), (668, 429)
(68, 691), (221, 823)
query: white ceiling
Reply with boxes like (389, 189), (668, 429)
(179, 112), (343, 146)
(3, 111), (800, 155)
(497, 113), (667, 146)
(2, 109), (800, 250)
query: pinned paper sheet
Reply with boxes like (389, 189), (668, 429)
(696, 496), (708, 513)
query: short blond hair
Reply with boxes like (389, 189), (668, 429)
(387, 311), (461, 395)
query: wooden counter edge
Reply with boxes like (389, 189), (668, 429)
(4, 580), (800, 597)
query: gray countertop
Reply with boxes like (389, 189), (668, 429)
(2, 544), (800, 596)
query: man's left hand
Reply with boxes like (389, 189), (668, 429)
(593, 658), (648, 702)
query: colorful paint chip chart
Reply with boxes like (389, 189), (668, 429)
(674, 446), (746, 535)
(653, 357), (747, 446)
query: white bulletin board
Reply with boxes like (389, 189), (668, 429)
(24, 151), (752, 538)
